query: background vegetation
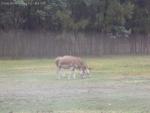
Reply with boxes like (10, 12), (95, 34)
(0, 0), (150, 57)
(0, 0), (150, 35)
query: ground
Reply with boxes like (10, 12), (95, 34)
(0, 56), (150, 113)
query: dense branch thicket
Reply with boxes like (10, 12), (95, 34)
(0, 0), (150, 35)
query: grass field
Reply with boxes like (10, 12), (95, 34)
(1, 56), (150, 113)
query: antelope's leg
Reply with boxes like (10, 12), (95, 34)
(67, 70), (71, 80)
(85, 69), (90, 78)
(71, 66), (77, 79)
(72, 68), (76, 79)
(61, 68), (66, 77)
(68, 67), (76, 80)
(79, 69), (83, 79)
(57, 67), (61, 79)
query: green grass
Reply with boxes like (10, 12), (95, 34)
(1, 56), (150, 113)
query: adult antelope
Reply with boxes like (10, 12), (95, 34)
(55, 55), (90, 79)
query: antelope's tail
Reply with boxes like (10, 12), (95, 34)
(55, 57), (62, 67)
